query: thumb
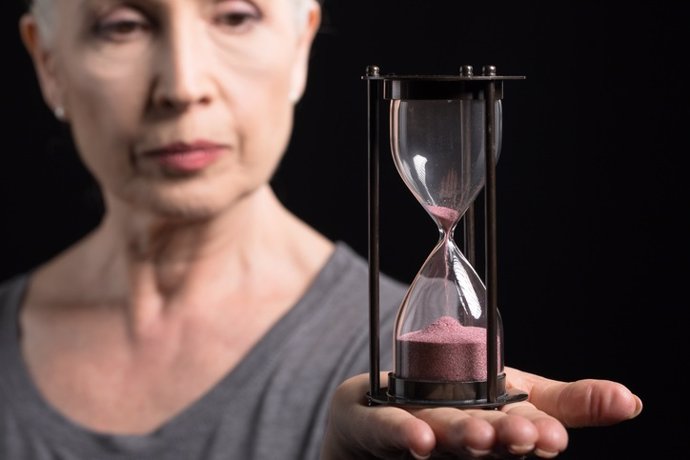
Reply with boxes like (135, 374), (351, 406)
(505, 366), (643, 427)
(322, 373), (436, 459)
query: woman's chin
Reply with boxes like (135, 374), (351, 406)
(103, 172), (261, 222)
(113, 185), (232, 221)
(141, 200), (221, 221)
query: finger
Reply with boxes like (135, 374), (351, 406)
(544, 378), (642, 427)
(410, 407), (495, 457)
(505, 367), (643, 427)
(495, 416), (537, 457)
(504, 401), (568, 457)
(411, 405), (545, 458)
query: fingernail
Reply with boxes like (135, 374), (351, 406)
(508, 443), (535, 455)
(466, 447), (491, 457)
(409, 449), (430, 460)
(631, 396), (643, 418)
(534, 448), (559, 458)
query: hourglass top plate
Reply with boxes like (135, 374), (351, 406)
(365, 73), (524, 100)
(363, 74), (526, 81)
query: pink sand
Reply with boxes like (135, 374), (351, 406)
(397, 315), (494, 381)
(426, 205), (460, 230)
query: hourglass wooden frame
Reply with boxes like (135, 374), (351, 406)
(364, 64), (528, 409)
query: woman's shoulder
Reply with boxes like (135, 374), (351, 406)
(0, 273), (30, 308)
(0, 272), (30, 334)
(327, 241), (408, 301)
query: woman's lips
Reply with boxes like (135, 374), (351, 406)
(142, 141), (227, 172)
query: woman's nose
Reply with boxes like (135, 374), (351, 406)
(151, 23), (214, 112)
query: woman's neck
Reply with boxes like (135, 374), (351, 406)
(18, 188), (334, 435)
(28, 185), (334, 334)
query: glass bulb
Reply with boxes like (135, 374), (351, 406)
(389, 96), (504, 396)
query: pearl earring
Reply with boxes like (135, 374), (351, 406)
(54, 106), (66, 121)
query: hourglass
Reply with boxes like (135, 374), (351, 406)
(365, 65), (528, 408)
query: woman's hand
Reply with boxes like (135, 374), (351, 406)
(321, 367), (642, 459)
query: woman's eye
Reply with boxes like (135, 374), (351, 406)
(95, 9), (151, 42)
(217, 12), (253, 27)
(214, 2), (261, 32)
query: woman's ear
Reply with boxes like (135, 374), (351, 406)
(19, 14), (65, 117)
(288, 0), (322, 104)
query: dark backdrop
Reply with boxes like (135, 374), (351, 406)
(2, 1), (687, 458)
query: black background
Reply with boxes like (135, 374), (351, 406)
(2, 1), (688, 458)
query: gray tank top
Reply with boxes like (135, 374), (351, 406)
(0, 242), (405, 460)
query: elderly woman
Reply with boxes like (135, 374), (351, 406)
(0, 0), (641, 458)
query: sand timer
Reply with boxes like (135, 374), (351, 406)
(365, 65), (528, 408)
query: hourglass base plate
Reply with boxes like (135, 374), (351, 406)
(367, 372), (528, 409)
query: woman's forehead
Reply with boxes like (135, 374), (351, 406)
(27, 0), (317, 10)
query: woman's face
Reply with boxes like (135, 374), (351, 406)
(22, 0), (320, 218)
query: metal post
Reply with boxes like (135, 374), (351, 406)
(366, 65), (381, 400)
(484, 65), (498, 403)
